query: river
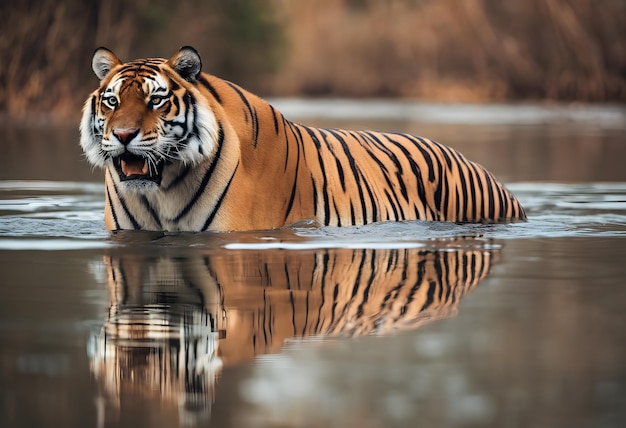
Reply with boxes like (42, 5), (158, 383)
(1, 100), (625, 428)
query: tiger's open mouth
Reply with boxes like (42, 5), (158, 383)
(113, 153), (164, 184)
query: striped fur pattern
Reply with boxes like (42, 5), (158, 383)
(80, 47), (526, 231)
(89, 243), (495, 416)
(95, 243), (495, 366)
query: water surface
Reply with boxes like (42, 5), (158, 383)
(1, 101), (625, 428)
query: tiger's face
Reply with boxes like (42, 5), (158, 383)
(80, 47), (218, 190)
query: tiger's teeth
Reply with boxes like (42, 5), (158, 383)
(120, 158), (149, 176)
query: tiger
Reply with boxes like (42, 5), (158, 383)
(80, 46), (526, 232)
(89, 240), (496, 417)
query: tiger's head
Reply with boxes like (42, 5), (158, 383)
(80, 46), (218, 190)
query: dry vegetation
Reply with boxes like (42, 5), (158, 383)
(273, 0), (626, 101)
(0, 0), (624, 119)
(0, 0), (284, 118)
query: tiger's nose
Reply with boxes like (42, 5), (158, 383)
(112, 128), (140, 145)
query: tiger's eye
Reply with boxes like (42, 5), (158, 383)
(150, 95), (163, 106)
(104, 96), (118, 108)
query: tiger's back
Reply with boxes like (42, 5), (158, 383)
(192, 74), (526, 228)
(80, 47), (525, 231)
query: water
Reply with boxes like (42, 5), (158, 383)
(1, 101), (625, 428)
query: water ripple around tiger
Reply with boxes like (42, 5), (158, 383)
(0, 180), (625, 251)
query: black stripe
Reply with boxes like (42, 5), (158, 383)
(335, 158), (346, 191)
(105, 184), (120, 230)
(466, 161), (486, 219)
(492, 175), (505, 220)
(140, 195), (162, 229)
(355, 131), (405, 220)
(316, 128), (347, 192)
(468, 253), (479, 292)
(361, 132), (410, 202)
(269, 104), (280, 135)
(263, 297), (270, 345)
(350, 202), (356, 225)
(380, 133), (433, 219)
(379, 254), (406, 314)
(384, 189), (400, 221)
(482, 171), (497, 220)
(355, 250), (376, 317)
(409, 135), (438, 182)
(170, 94), (181, 117)
(496, 174), (508, 220)
(202, 161), (240, 230)
(283, 117), (292, 172)
(162, 99), (173, 116)
(421, 280), (437, 312)
(508, 195), (517, 219)
(342, 249), (367, 320)
(325, 129), (368, 223)
(385, 249), (395, 273)
(414, 137), (445, 208)
(440, 170), (450, 221)
(455, 153), (471, 221)
(90, 96), (98, 135)
(302, 292), (310, 334)
(141, 63), (161, 73)
(197, 76), (222, 104)
(460, 252), (470, 291)
(284, 171), (299, 224)
(449, 151), (470, 221)
(284, 264), (292, 290)
(464, 160), (478, 221)
(514, 194), (524, 219)
(333, 198), (342, 227)
(500, 179), (508, 220)
(313, 252), (330, 333)
(303, 127), (331, 224)
(357, 164), (379, 223)
(311, 129), (346, 201)
(480, 250), (493, 279)
(329, 283), (340, 327)
(163, 93), (191, 136)
(397, 257), (426, 321)
(226, 82), (254, 123)
(251, 106), (260, 148)
(116, 263), (129, 305)
(174, 123), (224, 222)
(283, 125), (303, 223)
(110, 176), (140, 230)
(441, 251), (452, 298)
(436, 144), (462, 220)
(311, 174), (318, 219)
(289, 291), (298, 334)
(168, 80), (180, 91)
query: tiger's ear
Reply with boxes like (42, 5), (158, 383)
(168, 46), (202, 83)
(92, 47), (122, 81)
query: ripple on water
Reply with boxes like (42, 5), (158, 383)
(0, 181), (625, 250)
(0, 181), (108, 250)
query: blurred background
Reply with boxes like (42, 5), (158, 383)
(1, 0), (625, 120)
(1, 2), (626, 427)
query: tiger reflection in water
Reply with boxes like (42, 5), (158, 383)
(88, 240), (497, 424)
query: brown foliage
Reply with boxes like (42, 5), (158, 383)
(0, 0), (624, 119)
(0, 0), (284, 119)
(273, 0), (626, 101)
